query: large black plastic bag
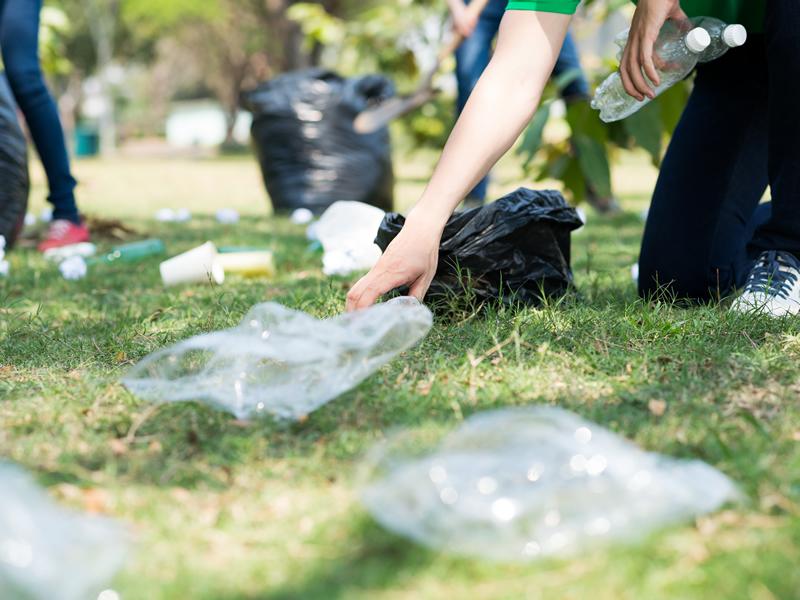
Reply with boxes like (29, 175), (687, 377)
(376, 188), (583, 305)
(242, 68), (395, 214)
(0, 73), (29, 249)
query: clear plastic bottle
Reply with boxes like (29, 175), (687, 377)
(592, 26), (710, 123)
(613, 19), (747, 64)
(690, 17), (747, 62)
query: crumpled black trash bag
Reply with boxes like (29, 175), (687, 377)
(376, 188), (583, 305)
(242, 68), (395, 215)
(0, 73), (29, 249)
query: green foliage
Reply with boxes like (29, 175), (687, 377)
(517, 70), (694, 204)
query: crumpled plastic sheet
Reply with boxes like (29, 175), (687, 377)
(0, 462), (128, 600)
(123, 296), (433, 420)
(360, 407), (740, 562)
(316, 201), (386, 276)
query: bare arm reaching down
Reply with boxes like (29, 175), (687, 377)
(346, 10), (571, 311)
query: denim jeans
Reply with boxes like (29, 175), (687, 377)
(455, 0), (590, 201)
(638, 0), (800, 301)
(0, 0), (79, 222)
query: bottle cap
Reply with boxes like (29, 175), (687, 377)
(723, 24), (747, 48)
(685, 27), (711, 54)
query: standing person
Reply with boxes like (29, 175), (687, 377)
(0, 0), (89, 251)
(347, 0), (794, 317)
(447, 0), (614, 211)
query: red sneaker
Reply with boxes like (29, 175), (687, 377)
(37, 219), (91, 252)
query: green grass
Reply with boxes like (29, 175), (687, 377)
(2, 154), (799, 599)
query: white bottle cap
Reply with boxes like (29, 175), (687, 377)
(723, 24), (747, 48)
(685, 27), (712, 53)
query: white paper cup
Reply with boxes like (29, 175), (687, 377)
(160, 242), (225, 286)
(214, 251), (275, 278)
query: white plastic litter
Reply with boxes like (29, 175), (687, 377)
(315, 201), (386, 276)
(154, 208), (176, 222)
(0, 235), (7, 278)
(0, 462), (128, 600)
(155, 208), (192, 223)
(123, 296), (433, 420)
(361, 407), (740, 562)
(290, 208), (314, 225)
(59, 256), (88, 281)
(216, 208), (240, 225)
(44, 242), (97, 263)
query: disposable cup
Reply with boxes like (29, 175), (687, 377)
(214, 251), (275, 278)
(160, 241), (224, 286)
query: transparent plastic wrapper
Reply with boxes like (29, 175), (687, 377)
(316, 201), (386, 276)
(361, 407), (740, 562)
(0, 73), (29, 249)
(377, 188), (583, 306)
(0, 462), (128, 600)
(123, 297), (433, 420)
(242, 68), (395, 214)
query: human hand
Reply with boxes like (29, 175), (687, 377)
(451, 1), (479, 38)
(620, 0), (688, 101)
(346, 213), (442, 311)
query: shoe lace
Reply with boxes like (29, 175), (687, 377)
(745, 251), (800, 300)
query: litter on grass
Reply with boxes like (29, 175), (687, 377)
(290, 208), (314, 225)
(160, 242), (224, 287)
(0, 462), (128, 600)
(361, 407), (740, 562)
(59, 255), (88, 281)
(216, 208), (240, 225)
(123, 296), (433, 420)
(43, 242), (97, 263)
(0, 235), (8, 277)
(316, 201), (386, 276)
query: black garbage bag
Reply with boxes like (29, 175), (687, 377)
(242, 68), (395, 215)
(0, 73), (29, 249)
(376, 188), (584, 306)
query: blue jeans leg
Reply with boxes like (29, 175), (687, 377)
(0, 0), (79, 223)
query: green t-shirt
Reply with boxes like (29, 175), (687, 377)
(506, 1), (765, 32)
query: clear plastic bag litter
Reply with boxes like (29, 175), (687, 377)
(123, 297), (433, 420)
(361, 407), (740, 562)
(0, 462), (128, 600)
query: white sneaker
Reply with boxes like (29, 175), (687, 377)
(731, 250), (800, 316)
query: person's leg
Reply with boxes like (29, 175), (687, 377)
(747, 0), (800, 257)
(638, 37), (769, 300)
(551, 30), (590, 100)
(454, 0), (505, 203)
(0, 0), (79, 224)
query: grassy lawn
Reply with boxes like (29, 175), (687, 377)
(2, 152), (799, 600)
